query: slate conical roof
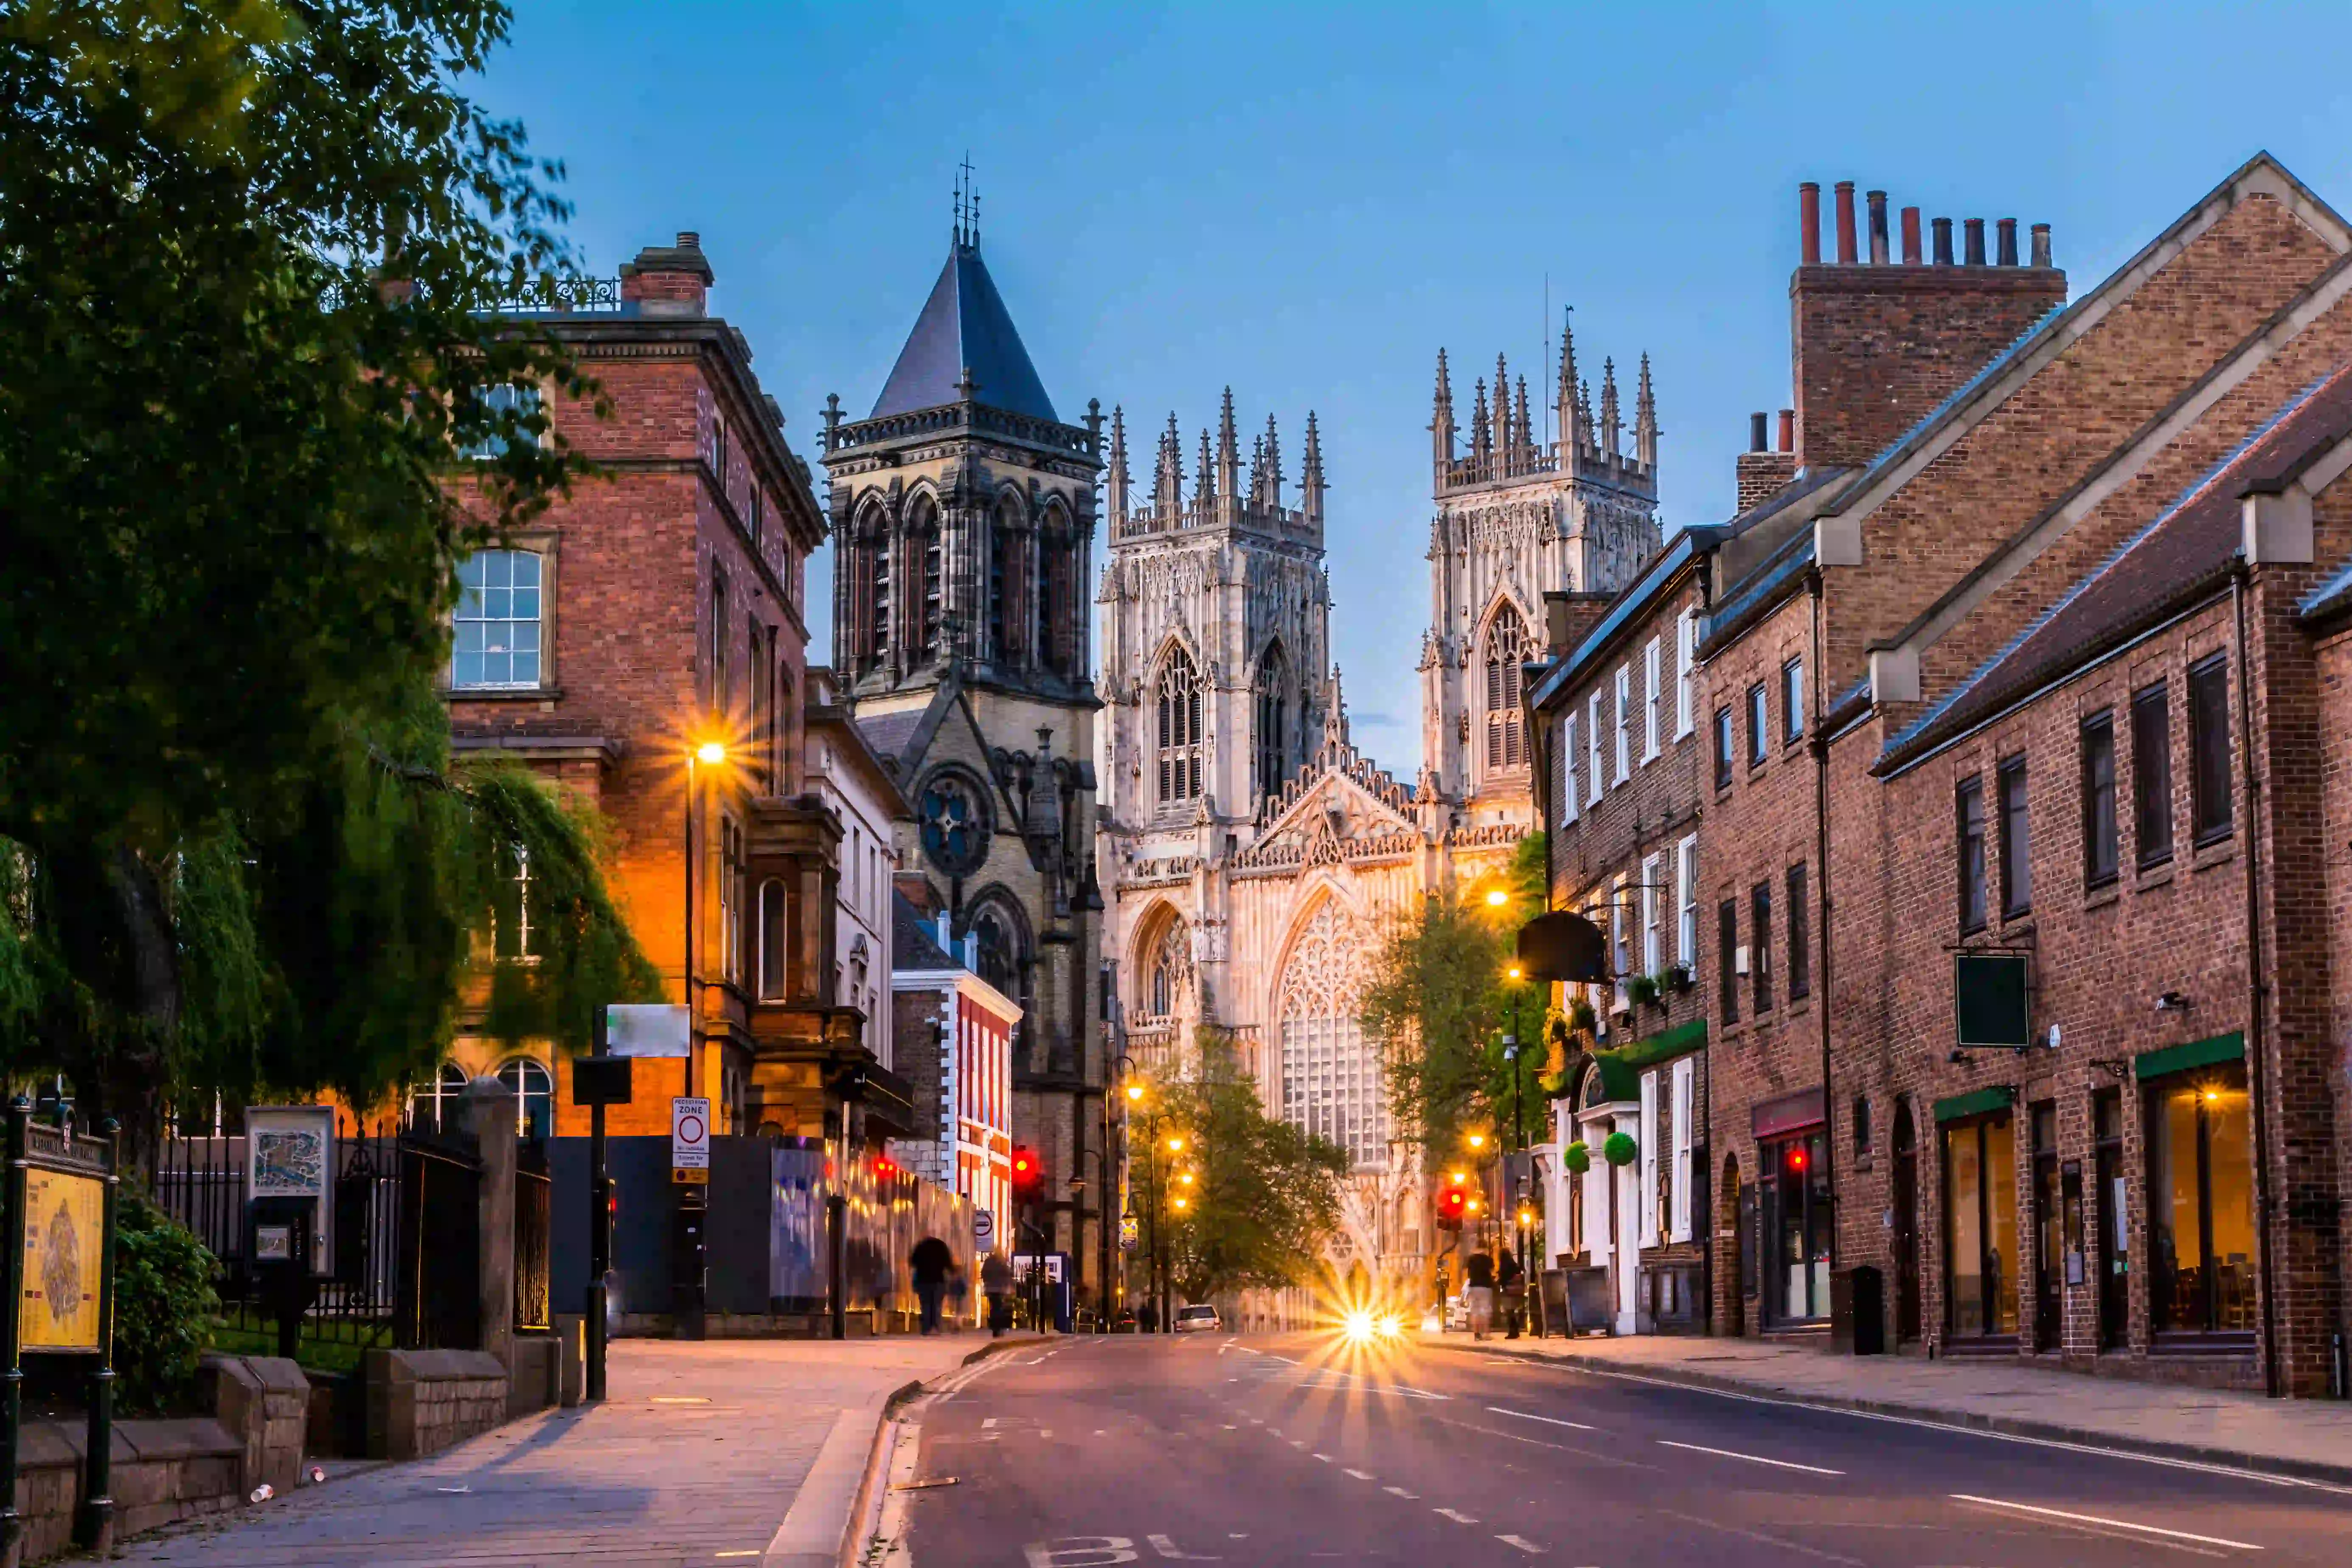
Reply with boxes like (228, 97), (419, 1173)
(869, 239), (1059, 423)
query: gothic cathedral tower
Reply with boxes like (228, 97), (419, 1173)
(1422, 320), (1661, 826)
(822, 209), (1107, 1291)
(1096, 394), (1331, 1064)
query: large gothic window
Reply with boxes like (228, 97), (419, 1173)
(860, 507), (891, 674)
(1136, 910), (1193, 1022)
(905, 494), (942, 664)
(970, 902), (1023, 1004)
(1279, 899), (1386, 1169)
(1155, 646), (1204, 806)
(1483, 603), (1533, 770)
(1255, 641), (1290, 799)
(917, 768), (992, 877)
(1037, 506), (1072, 677)
(989, 495), (1026, 667)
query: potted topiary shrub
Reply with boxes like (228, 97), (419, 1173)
(1602, 1131), (1638, 1167)
(1561, 1141), (1592, 1175)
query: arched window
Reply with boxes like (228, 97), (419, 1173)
(1255, 641), (1290, 798)
(972, 902), (1023, 1003)
(1138, 910), (1192, 1022)
(1155, 646), (1204, 805)
(862, 507), (892, 674)
(711, 568), (731, 719)
(989, 495), (1026, 666)
(1037, 504), (1072, 677)
(497, 1057), (554, 1139)
(906, 495), (943, 663)
(407, 1062), (473, 1136)
(452, 549), (543, 689)
(1483, 603), (1533, 770)
(1278, 900), (1384, 1169)
(758, 877), (788, 1000)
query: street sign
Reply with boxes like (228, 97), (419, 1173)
(609, 1004), (693, 1058)
(672, 1097), (711, 1179)
(973, 1209), (994, 1242)
(571, 1055), (635, 1107)
(1118, 1213), (1139, 1252)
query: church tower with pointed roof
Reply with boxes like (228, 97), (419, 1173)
(822, 190), (1107, 1298)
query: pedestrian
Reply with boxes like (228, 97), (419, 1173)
(1462, 1247), (1497, 1340)
(1499, 1248), (1526, 1340)
(910, 1234), (954, 1335)
(981, 1250), (1014, 1337)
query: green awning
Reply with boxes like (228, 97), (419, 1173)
(1614, 1018), (1709, 1071)
(2134, 1031), (2245, 1081)
(1933, 1085), (2017, 1124)
(1584, 1051), (1641, 1107)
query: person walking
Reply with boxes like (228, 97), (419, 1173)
(1499, 1247), (1526, 1340)
(910, 1235), (955, 1335)
(1463, 1247), (1498, 1341)
(981, 1250), (1014, 1338)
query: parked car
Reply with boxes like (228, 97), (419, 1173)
(1173, 1303), (1222, 1333)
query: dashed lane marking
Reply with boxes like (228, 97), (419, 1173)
(1495, 1536), (1546, 1554)
(1383, 1486), (1418, 1499)
(1434, 1508), (1478, 1524)
(1658, 1439), (1843, 1476)
(1950, 1495), (2262, 1551)
(1343, 1468), (1374, 1480)
(1487, 1406), (1594, 1431)
(1311, 1452), (1334, 1463)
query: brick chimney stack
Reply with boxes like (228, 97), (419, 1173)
(1787, 179), (2066, 469)
(620, 230), (714, 317)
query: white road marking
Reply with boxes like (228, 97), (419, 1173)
(1495, 1536), (1545, 1554)
(1344, 1468), (1374, 1480)
(1487, 1406), (1594, 1431)
(1146, 1534), (1222, 1560)
(715, 1554), (762, 1561)
(1950, 1495), (2262, 1551)
(1311, 1452), (1334, 1462)
(983, 1418), (999, 1429)
(1657, 1439), (1844, 1475)
(1434, 1508), (1478, 1523)
(1383, 1485), (1417, 1498)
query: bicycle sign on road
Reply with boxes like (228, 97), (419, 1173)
(671, 1097), (710, 1185)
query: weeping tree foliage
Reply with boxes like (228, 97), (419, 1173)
(1362, 833), (1557, 1172)
(0, 0), (655, 1145)
(1136, 1031), (1348, 1303)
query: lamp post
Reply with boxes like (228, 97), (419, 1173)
(1505, 961), (1530, 1324)
(686, 740), (726, 1096)
(1107, 1056), (1138, 1332)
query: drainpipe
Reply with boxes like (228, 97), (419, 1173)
(1810, 566), (1837, 1274)
(2231, 562), (2281, 1398)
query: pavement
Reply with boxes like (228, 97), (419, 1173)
(1420, 1326), (2352, 1485)
(888, 1332), (2352, 1567)
(108, 1331), (1039, 1568)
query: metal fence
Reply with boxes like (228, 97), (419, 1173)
(515, 1142), (551, 1333)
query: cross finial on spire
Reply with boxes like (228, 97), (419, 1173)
(953, 153), (974, 244)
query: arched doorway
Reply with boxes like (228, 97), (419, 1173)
(1719, 1152), (1745, 1337)
(1892, 1099), (1921, 1343)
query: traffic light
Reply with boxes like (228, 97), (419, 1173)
(1011, 1146), (1043, 1201)
(1435, 1185), (1468, 1232)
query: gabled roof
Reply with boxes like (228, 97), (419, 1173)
(1881, 361), (2352, 769)
(891, 889), (959, 972)
(870, 241), (1059, 423)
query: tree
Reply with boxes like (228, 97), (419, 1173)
(0, 1), (653, 1144)
(1362, 834), (1560, 1172)
(1135, 1031), (1349, 1303)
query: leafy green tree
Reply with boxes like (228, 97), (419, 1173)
(1362, 834), (1560, 1172)
(1134, 1032), (1348, 1303)
(0, 1), (654, 1143)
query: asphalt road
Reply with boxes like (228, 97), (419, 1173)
(897, 1331), (2352, 1567)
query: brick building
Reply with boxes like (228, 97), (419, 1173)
(890, 892), (1021, 1249)
(1529, 155), (2352, 1399)
(442, 231), (914, 1153)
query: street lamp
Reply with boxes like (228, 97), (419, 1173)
(684, 739), (729, 1102)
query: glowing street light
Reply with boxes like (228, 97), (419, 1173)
(1467, 1132), (1487, 1151)
(1507, 964), (1525, 982)
(1166, 1135), (1186, 1154)
(1126, 1082), (1146, 1103)
(1485, 887), (1509, 908)
(694, 740), (728, 766)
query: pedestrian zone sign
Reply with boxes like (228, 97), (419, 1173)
(672, 1097), (711, 1185)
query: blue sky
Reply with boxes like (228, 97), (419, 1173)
(481, 1), (2352, 771)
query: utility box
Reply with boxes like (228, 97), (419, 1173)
(1831, 1265), (1884, 1356)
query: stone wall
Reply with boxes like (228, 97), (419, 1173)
(364, 1348), (510, 1462)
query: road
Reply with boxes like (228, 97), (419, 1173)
(896, 1332), (2352, 1566)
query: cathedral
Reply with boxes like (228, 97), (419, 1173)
(1097, 322), (1661, 1291)
(821, 211), (1109, 1299)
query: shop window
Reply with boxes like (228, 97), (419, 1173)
(2189, 655), (2232, 845)
(2093, 1089), (2128, 1349)
(2031, 1102), (2062, 1352)
(1956, 777), (1987, 932)
(1762, 1130), (1831, 1324)
(1998, 756), (2031, 918)
(1943, 1110), (2019, 1340)
(2133, 681), (2172, 867)
(2145, 1061), (2255, 1336)
(2081, 712), (2117, 888)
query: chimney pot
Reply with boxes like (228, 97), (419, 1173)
(1900, 206), (1923, 265)
(2029, 222), (2053, 269)
(1866, 190), (1890, 264)
(1798, 182), (1822, 266)
(1964, 218), (1987, 266)
(1932, 216), (1955, 265)
(1997, 218), (2019, 267)
(1777, 409), (1794, 453)
(1834, 181), (1858, 264)
(1749, 412), (1769, 452)
(677, 231), (700, 250)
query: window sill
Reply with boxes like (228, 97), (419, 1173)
(2136, 861), (2175, 891)
(444, 685), (562, 703)
(2082, 882), (2121, 913)
(2190, 838), (2238, 875)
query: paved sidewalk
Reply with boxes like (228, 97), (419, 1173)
(113, 1332), (1033, 1568)
(1422, 1327), (2352, 1483)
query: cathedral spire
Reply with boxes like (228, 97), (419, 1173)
(1156, 411), (1182, 516)
(1107, 405), (1129, 523)
(1556, 309), (1580, 450)
(1262, 412), (1283, 512)
(1634, 353), (1658, 469)
(1600, 357), (1621, 458)
(1217, 387), (1241, 514)
(1302, 410), (1325, 527)
(1433, 348), (1456, 480)
(1580, 377), (1596, 449)
(1248, 433), (1265, 511)
(1514, 376), (1532, 475)
(1471, 378), (1492, 466)
(1196, 427), (1214, 515)
(1494, 353), (1512, 475)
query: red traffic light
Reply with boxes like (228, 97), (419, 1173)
(1011, 1146), (1043, 1197)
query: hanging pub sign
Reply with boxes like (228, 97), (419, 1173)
(1954, 951), (2032, 1051)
